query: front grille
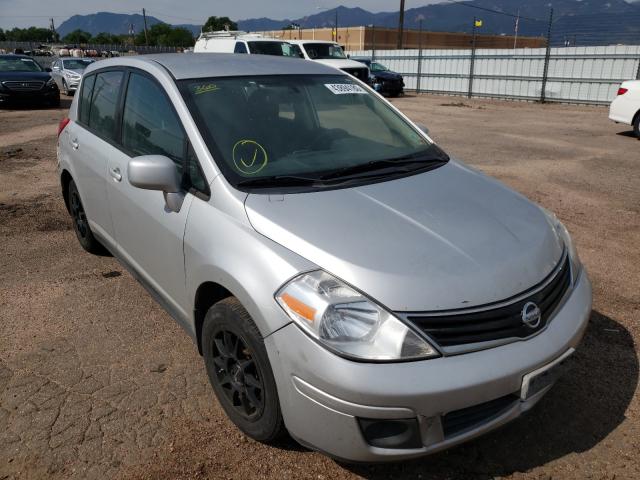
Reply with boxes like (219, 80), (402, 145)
(342, 67), (369, 83)
(402, 253), (571, 350)
(2, 80), (45, 91)
(442, 394), (519, 438)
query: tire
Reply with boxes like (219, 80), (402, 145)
(634, 112), (640, 139)
(68, 179), (105, 254)
(62, 79), (69, 96)
(202, 297), (285, 443)
(50, 95), (60, 108)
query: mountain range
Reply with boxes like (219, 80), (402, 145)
(57, 1), (640, 46)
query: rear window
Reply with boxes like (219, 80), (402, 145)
(88, 71), (124, 141)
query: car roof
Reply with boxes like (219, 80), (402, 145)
(288, 40), (339, 45)
(91, 53), (343, 80)
(0, 54), (33, 60)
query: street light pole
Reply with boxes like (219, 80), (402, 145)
(397, 0), (406, 49)
(335, 7), (339, 41)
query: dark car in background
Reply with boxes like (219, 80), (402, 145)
(0, 55), (60, 107)
(353, 58), (405, 97)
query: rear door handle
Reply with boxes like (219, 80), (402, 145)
(71, 138), (79, 150)
(110, 167), (122, 182)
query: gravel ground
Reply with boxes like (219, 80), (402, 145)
(0, 94), (638, 480)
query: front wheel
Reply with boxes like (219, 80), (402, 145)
(62, 79), (69, 96)
(68, 179), (105, 254)
(202, 297), (285, 442)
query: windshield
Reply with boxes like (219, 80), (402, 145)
(303, 43), (346, 60)
(371, 62), (389, 72)
(247, 41), (295, 57)
(62, 59), (93, 70)
(0, 57), (42, 72)
(180, 75), (447, 192)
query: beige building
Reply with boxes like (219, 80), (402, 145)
(257, 26), (546, 51)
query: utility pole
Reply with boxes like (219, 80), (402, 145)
(371, 24), (376, 62)
(513, 9), (519, 51)
(397, 0), (406, 49)
(468, 17), (478, 98)
(540, 8), (553, 103)
(334, 7), (339, 41)
(142, 8), (149, 46)
(416, 18), (424, 94)
(49, 18), (57, 42)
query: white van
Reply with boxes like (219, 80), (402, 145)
(288, 40), (370, 84)
(194, 31), (297, 57)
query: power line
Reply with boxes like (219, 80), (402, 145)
(445, 0), (545, 23)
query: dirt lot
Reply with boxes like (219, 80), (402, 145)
(0, 94), (638, 480)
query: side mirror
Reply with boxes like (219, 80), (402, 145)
(128, 155), (185, 212)
(415, 122), (430, 136)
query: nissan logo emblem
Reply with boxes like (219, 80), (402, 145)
(521, 302), (542, 329)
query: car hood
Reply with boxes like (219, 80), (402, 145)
(244, 160), (564, 312)
(314, 59), (369, 70)
(372, 70), (402, 80)
(0, 71), (51, 82)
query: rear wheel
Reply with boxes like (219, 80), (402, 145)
(68, 179), (105, 254)
(633, 112), (639, 138)
(202, 297), (285, 442)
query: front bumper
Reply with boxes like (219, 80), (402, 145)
(0, 86), (59, 104)
(265, 268), (592, 462)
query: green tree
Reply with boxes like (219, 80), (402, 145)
(5, 27), (55, 42)
(202, 16), (238, 32)
(0, 28), (6, 41)
(63, 29), (92, 44)
(91, 32), (122, 44)
(135, 24), (194, 47)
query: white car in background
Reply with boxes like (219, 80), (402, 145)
(609, 80), (640, 138)
(194, 31), (296, 57)
(288, 40), (370, 84)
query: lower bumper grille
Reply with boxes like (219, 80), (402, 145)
(2, 80), (45, 91)
(442, 394), (519, 438)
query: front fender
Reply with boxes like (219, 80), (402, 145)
(184, 194), (316, 338)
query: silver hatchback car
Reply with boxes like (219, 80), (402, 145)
(57, 54), (591, 462)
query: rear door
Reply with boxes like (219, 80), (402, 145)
(65, 70), (124, 247)
(104, 70), (208, 323)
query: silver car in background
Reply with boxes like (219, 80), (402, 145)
(50, 57), (94, 95)
(56, 54), (592, 462)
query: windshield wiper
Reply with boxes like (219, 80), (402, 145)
(236, 174), (320, 188)
(319, 154), (447, 181)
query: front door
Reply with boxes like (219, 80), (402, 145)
(105, 71), (194, 322)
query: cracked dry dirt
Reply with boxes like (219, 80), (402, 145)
(1, 95), (639, 479)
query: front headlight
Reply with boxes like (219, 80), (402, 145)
(65, 71), (81, 79)
(542, 208), (582, 283)
(46, 77), (56, 87)
(276, 271), (439, 361)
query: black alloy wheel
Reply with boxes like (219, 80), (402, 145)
(211, 329), (265, 420)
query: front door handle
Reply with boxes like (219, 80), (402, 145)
(110, 167), (122, 182)
(71, 138), (79, 150)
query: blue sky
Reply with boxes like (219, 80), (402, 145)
(0, 0), (442, 30)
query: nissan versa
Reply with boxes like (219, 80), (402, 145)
(57, 54), (591, 462)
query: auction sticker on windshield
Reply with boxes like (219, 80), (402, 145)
(325, 84), (367, 95)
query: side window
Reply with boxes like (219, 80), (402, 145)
(78, 74), (96, 125)
(121, 72), (185, 168)
(234, 42), (248, 54)
(88, 71), (124, 141)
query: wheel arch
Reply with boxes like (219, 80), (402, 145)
(194, 281), (234, 355)
(60, 169), (73, 213)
